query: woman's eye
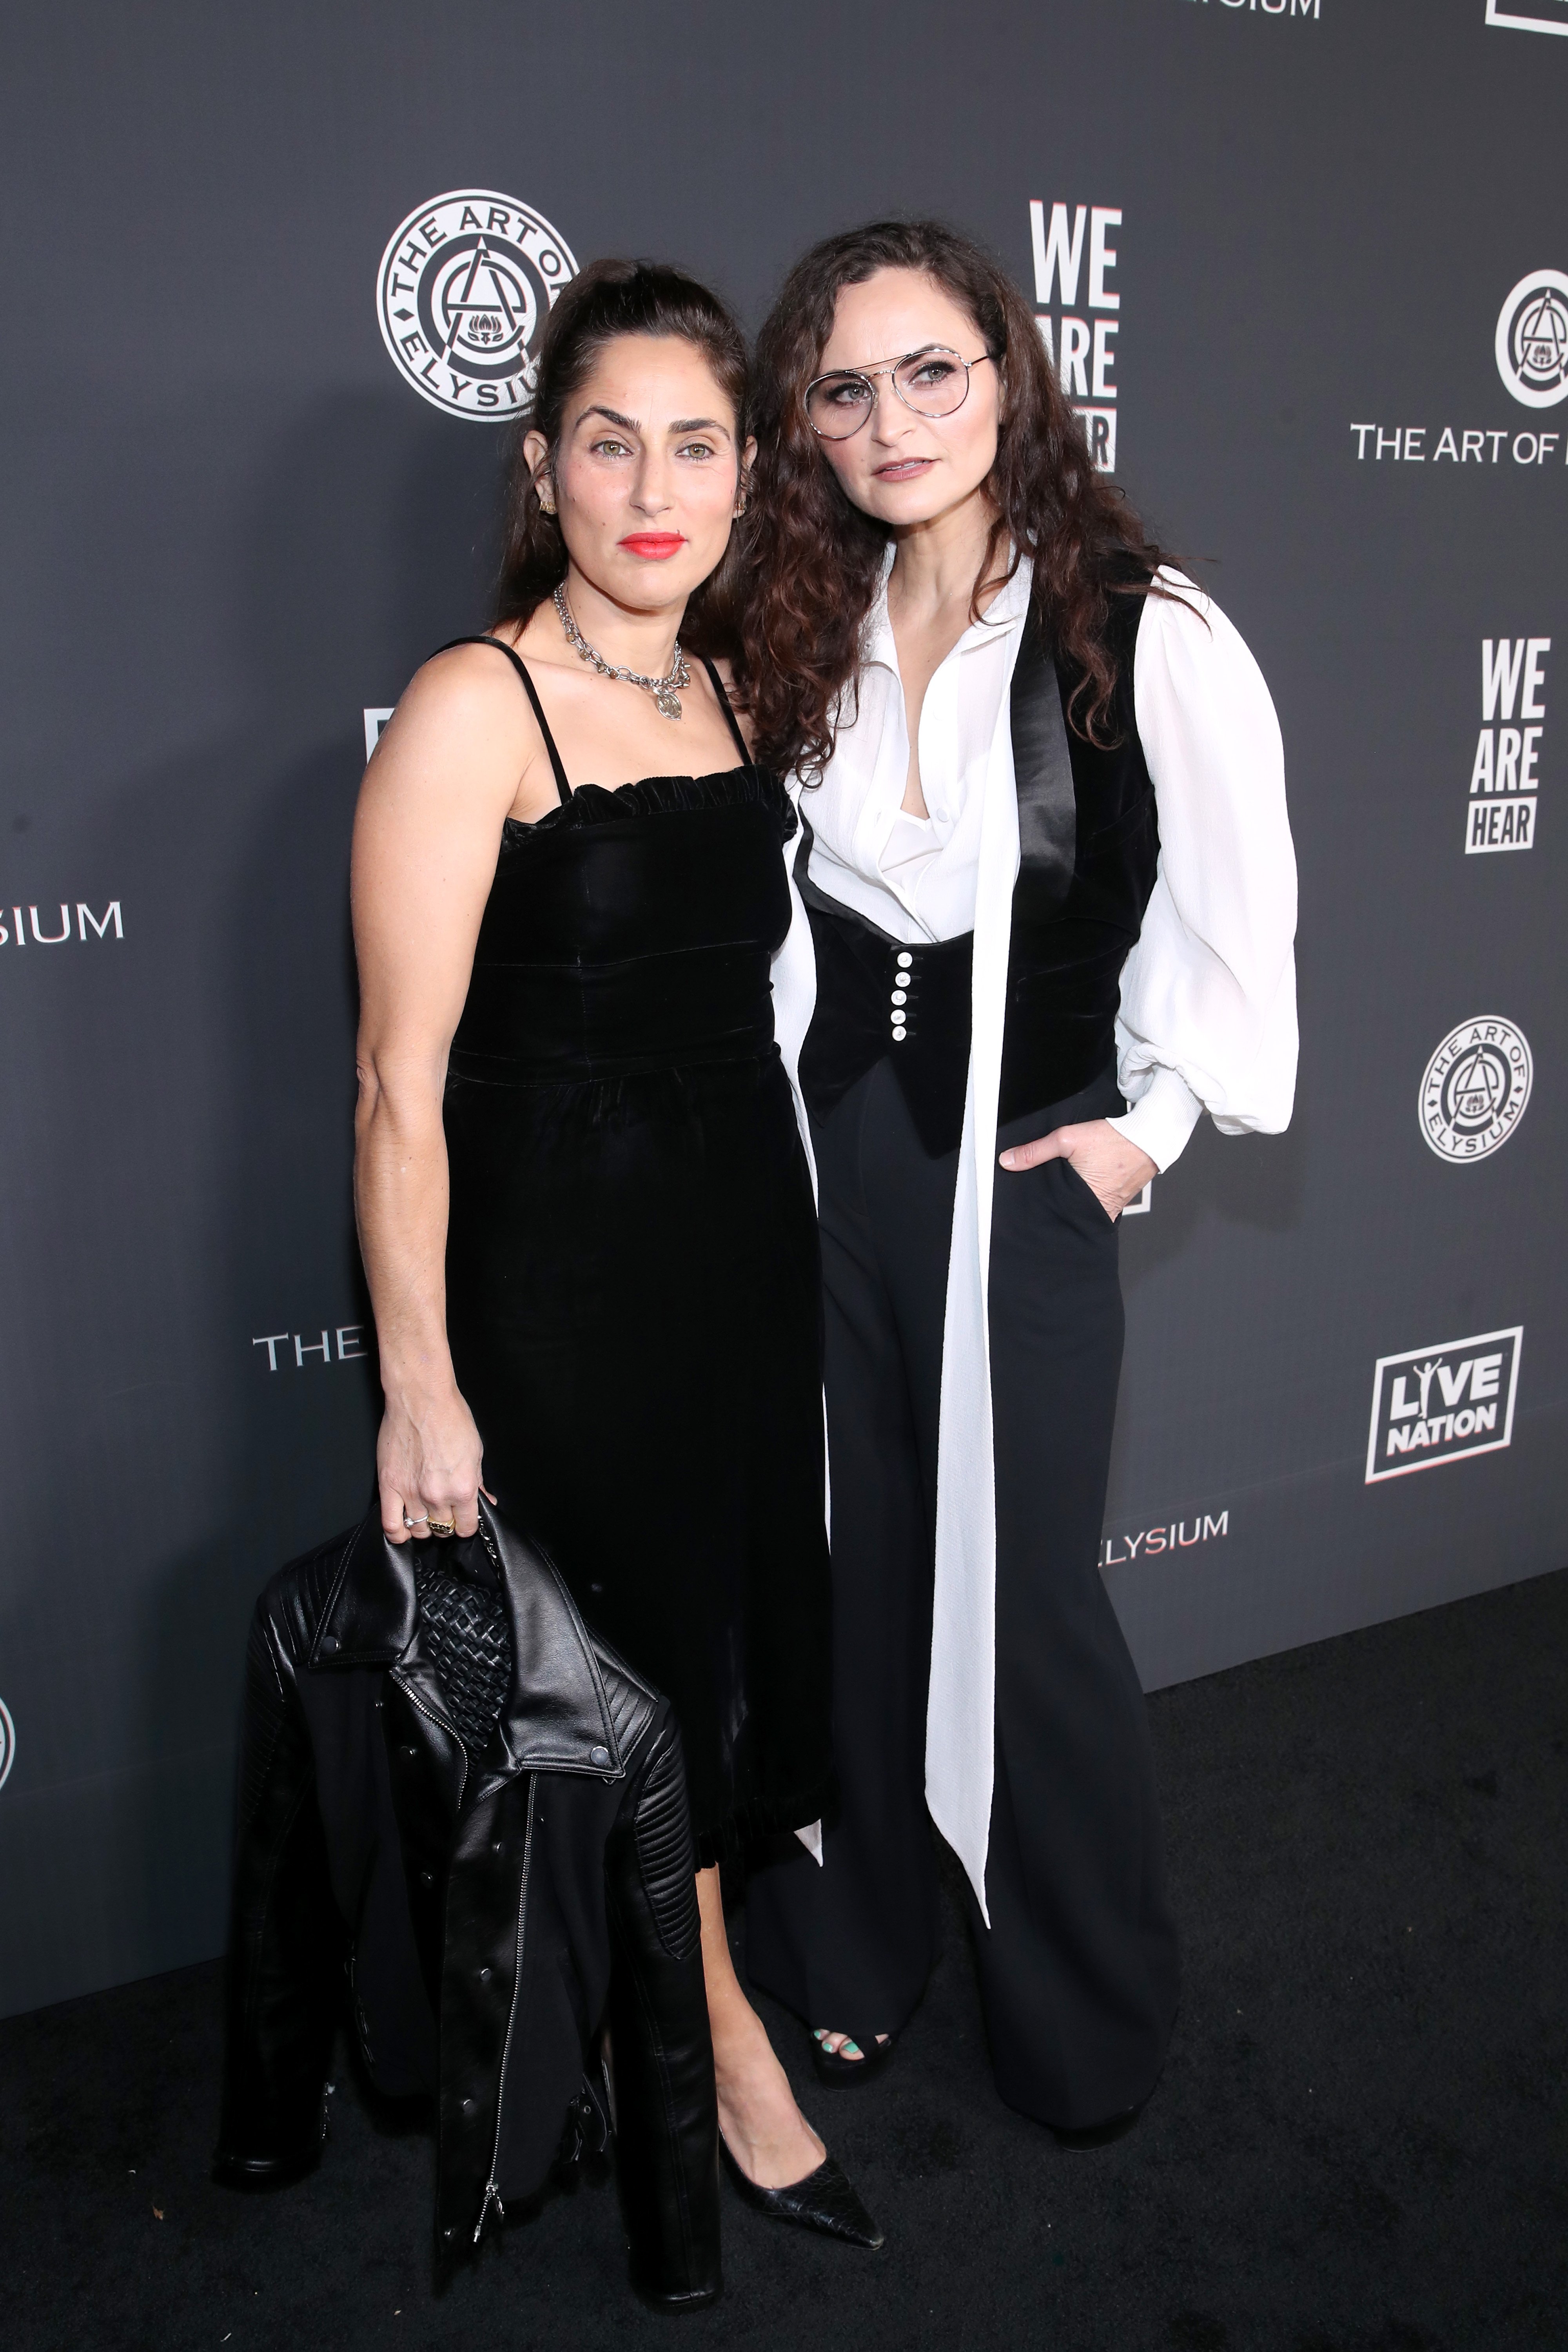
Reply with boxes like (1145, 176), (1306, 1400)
(910, 360), (957, 388)
(590, 437), (630, 457)
(677, 441), (717, 460)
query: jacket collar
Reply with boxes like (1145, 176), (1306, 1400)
(310, 1498), (624, 1784)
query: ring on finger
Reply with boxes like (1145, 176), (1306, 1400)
(425, 1515), (456, 1538)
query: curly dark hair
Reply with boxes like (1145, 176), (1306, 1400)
(738, 218), (1175, 778)
(492, 257), (748, 657)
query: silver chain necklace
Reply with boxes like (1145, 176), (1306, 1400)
(553, 584), (690, 720)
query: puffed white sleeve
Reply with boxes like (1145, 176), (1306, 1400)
(1105, 568), (1298, 1172)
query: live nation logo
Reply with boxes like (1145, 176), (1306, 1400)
(1466, 636), (1548, 854)
(1419, 1018), (1532, 1161)
(1365, 1327), (1522, 1483)
(1030, 200), (1121, 471)
(377, 192), (578, 421)
(0, 1696), (14, 1794)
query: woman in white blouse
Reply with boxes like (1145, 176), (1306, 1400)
(740, 221), (1297, 2141)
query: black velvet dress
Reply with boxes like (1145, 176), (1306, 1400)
(438, 638), (833, 1865)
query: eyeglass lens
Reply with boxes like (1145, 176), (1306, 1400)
(806, 348), (973, 438)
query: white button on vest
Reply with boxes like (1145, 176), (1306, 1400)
(896, 951), (913, 969)
(891, 989), (907, 1006)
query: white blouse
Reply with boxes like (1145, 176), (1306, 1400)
(767, 554), (1297, 1920)
(804, 560), (1298, 1172)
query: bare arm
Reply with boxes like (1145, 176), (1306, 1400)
(350, 646), (545, 1539)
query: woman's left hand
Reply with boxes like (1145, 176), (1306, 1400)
(999, 1119), (1158, 1221)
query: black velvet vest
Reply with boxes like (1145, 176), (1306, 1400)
(798, 588), (1160, 1155)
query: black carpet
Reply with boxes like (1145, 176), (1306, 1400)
(5, 1571), (1565, 2352)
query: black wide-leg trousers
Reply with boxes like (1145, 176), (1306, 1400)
(746, 1058), (1180, 2129)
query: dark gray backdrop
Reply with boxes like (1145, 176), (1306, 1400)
(1, 0), (1563, 2016)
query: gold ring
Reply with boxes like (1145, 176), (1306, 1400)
(426, 1516), (456, 1538)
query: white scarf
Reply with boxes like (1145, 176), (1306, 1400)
(770, 597), (1030, 1919)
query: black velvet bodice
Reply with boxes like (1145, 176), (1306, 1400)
(449, 769), (796, 1088)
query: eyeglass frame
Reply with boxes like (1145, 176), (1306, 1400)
(802, 345), (1001, 440)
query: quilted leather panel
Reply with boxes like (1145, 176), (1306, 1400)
(634, 1721), (701, 1960)
(603, 1658), (657, 1762)
(413, 1557), (512, 1753)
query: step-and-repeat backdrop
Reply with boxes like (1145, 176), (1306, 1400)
(2, 0), (1563, 2015)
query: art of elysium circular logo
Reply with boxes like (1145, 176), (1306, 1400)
(1419, 1017), (1533, 1162)
(377, 191), (578, 421)
(0, 1697), (14, 1792)
(1495, 271), (1568, 409)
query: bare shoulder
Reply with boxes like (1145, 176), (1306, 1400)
(361, 631), (555, 826)
(392, 635), (537, 739)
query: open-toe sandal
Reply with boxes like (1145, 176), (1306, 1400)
(811, 2028), (898, 2089)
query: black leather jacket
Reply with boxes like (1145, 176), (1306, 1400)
(213, 1499), (720, 2307)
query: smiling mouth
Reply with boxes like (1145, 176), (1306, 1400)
(619, 533), (687, 558)
(873, 458), (935, 480)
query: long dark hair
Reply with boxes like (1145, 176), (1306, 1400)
(492, 258), (749, 656)
(739, 219), (1174, 779)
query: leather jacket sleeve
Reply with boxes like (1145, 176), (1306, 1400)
(213, 1597), (344, 2187)
(603, 1707), (721, 2307)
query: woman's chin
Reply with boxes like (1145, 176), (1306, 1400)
(577, 554), (718, 612)
(852, 472), (988, 532)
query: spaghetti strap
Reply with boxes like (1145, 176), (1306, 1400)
(433, 635), (572, 803)
(701, 658), (756, 777)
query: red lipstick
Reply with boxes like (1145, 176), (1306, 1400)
(619, 533), (686, 559)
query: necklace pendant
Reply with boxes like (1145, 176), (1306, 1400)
(554, 584), (684, 717)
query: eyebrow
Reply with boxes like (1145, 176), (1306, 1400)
(575, 404), (732, 439)
(827, 343), (951, 374)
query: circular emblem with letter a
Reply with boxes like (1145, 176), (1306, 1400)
(377, 191), (578, 420)
(1495, 271), (1568, 409)
(1419, 1017), (1533, 1161)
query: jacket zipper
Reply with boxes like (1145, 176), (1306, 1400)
(390, 1672), (469, 1807)
(475, 1774), (537, 2245)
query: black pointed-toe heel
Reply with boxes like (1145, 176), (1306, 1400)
(719, 2139), (884, 2248)
(811, 2029), (898, 2090)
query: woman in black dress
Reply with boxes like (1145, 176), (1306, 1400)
(351, 261), (875, 2242)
